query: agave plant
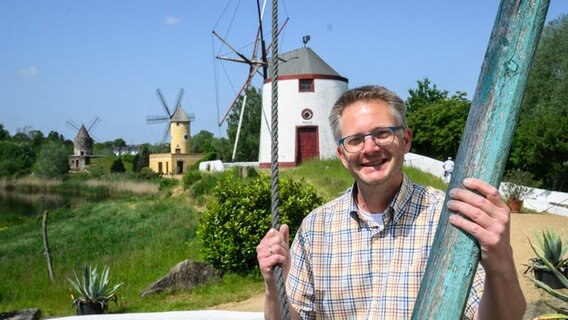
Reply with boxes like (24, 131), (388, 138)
(67, 264), (124, 312)
(526, 240), (568, 319)
(526, 229), (568, 272)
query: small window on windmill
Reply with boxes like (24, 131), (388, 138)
(299, 79), (314, 92)
(301, 108), (314, 120)
(184, 134), (188, 140)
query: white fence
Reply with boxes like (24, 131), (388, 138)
(404, 153), (568, 217)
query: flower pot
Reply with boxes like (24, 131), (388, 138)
(534, 269), (565, 289)
(507, 199), (523, 213)
(76, 302), (105, 315)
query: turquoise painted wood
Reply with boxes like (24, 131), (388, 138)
(411, 1), (550, 319)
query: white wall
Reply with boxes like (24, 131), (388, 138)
(404, 153), (568, 217)
(259, 78), (347, 164)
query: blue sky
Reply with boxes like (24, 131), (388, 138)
(1, 1), (566, 145)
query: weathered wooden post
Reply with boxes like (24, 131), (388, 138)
(42, 209), (55, 282)
(412, 0), (550, 318)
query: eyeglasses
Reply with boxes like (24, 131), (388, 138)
(338, 126), (402, 153)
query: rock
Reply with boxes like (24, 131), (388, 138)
(0, 308), (41, 320)
(140, 259), (223, 297)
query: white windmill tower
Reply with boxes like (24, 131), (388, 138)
(258, 38), (349, 168)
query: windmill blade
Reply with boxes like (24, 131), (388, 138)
(175, 88), (184, 109)
(256, 0), (268, 78)
(219, 63), (260, 126)
(156, 88), (173, 118)
(212, 30), (253, 65)
(188, 113), (196, 122)
(66, 120), (80, 131)
(161, 124), (171, 144)
(147, 115), (171, 123)
(88, 116), (101, 132)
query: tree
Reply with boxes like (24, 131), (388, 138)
(47, 131), (65, 143)
(508, 14), (568, 191)
(214, 137), (232, 162)
(406, 79), (470, 160)
(0, 141), (35, 177)
(110, 157), (126, 173)
(34, 141), (69, 178)
(136, 145), (150, 172)
(113, 138), (126, 147)
(29, 130), (44, 149)
(131, 153), (140, 172)
(406, 78), (449, 111)
(407, 96), (470, 159)
(226, 87), (262, 161)
(190, 130), (216, 154)
(0, 124), (9, 141)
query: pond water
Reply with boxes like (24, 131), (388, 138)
(0, 189), (106, 216)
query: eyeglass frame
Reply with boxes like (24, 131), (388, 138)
(338, 126), (403, 153)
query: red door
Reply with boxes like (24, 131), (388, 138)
(296, 126), (319, 165)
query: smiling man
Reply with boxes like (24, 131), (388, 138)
(257, 85), (526, 320)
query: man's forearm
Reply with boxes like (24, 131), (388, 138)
(264, 284), (301, 320)
(475, 271), (526, 320)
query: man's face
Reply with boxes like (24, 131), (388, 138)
(336, 100), (412, 189)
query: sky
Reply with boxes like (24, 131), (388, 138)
(1, 1), (567, 145)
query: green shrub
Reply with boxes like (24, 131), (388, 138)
(110, 158), (126, 174)
(183, 170), (202, 189)
(159, 178), (179, 192)
(138, 167), (160, 180)
(190, 173), (219, 197)
(198, 173), (324, 273)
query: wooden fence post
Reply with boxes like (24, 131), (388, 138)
(42, 209), (55, 282)
(412, 0), (550, 318)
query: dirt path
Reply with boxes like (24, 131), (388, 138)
(211, 213), (568, 314)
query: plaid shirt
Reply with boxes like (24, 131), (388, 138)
(287, 175), (485, 319)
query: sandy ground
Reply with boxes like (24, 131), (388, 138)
(210, 213), (568, 316)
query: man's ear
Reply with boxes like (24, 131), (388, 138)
(403, 128), (413, 153)
(337, 146), (349, 169)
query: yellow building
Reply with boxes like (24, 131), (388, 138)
(149, 106), (201, 175)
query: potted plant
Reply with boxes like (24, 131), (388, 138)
(524, 229), (568, 289)
(525, 237), (568, 319)
(502, 168), (541, 212)
(67, 264), (124, 315)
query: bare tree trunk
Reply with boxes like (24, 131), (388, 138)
(42, 210), (55, 282)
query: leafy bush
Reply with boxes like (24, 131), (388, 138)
(159, 178), (179, 192)
(137, 167), (160, 180)
(190, 173), (219, 197)
(183, 170), (202, 189)
(110, 158), (126, 174)
(198, 173), (324, 272)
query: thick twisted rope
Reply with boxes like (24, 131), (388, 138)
(270, 0), (290, 319)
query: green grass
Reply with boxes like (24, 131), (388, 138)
(281, 158), (449, 201)
(0, 159), (445, 317)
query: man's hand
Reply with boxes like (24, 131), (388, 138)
(446, 178), (514, 275)
(257, 224), (291, 286)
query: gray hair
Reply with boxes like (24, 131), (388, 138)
(329, 85), (408, 143)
